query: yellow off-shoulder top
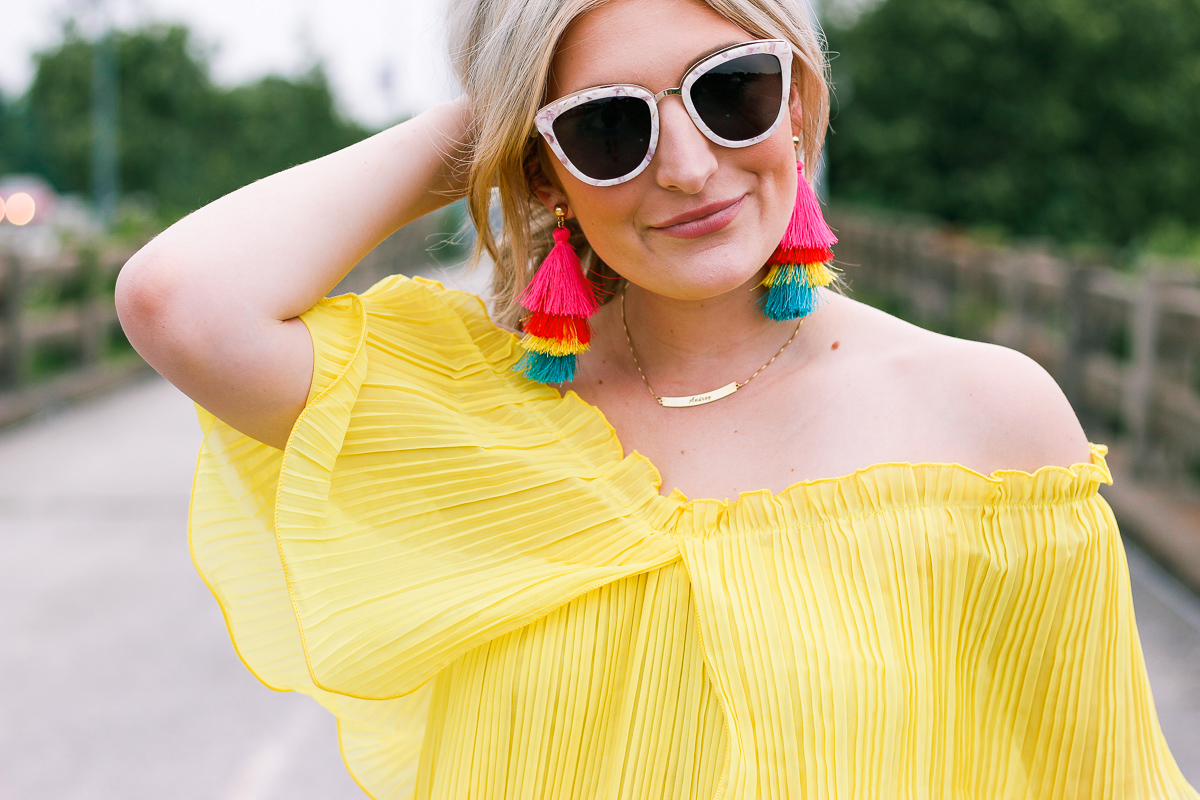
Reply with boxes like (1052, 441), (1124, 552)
(188, 274), (1197, 799)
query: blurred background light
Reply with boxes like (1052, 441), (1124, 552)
(3, 192), (35, 225)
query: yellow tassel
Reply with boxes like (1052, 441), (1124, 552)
(519, 332), (589, 356)
(760, 264), (784, 288)
(804, 262), (838, 288)
(762, 261), (840, 291)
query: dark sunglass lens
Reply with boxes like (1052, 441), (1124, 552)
(691, 53), (783, 142)
(552, 96), (652, 181)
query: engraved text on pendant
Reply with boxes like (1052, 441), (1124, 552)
(659, 382), (740, 408)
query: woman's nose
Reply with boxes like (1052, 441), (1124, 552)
(652, 97), (718, 193)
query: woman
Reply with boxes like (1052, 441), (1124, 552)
(115, 0), (1197, 796)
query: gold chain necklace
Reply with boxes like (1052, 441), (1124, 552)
(621, 285), (804, 408)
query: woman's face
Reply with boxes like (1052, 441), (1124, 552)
(536, 0), (801, 302)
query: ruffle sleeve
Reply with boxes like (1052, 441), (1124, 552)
(188, 274), (680, 796)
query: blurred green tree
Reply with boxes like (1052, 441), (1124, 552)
(0, 22), (370, 222)
(0, 96), (17, 175)
(825, 0), (1200, 250)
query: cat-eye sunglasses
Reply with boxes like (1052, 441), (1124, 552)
(533, 39), (794, 186)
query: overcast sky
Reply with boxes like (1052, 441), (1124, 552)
(1, 0), (460, 128)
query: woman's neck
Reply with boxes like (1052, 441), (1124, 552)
(618, 271), (810, 395)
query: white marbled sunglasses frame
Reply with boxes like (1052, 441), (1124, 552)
(533, 39), (794, 187)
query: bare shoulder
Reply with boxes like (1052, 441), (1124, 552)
(931, 333), (1093, 472)
(825, 292), (1093, 473)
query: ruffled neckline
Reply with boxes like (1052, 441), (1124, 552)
(551, 389), (1113, 539)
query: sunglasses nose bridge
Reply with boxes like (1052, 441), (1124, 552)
(650, 85), (713, 157)
(649, 86), (695, 138)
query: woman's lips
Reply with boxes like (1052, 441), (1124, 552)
(651, 195), (746, 239)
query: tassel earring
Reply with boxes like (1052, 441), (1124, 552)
(515, 205), (598, 384)
(760, 138), (839, 321)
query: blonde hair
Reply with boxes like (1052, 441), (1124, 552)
(446, 0), (833, 326)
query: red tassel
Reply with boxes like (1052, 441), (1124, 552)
(776, 161), (837, 254)
(518, 227), (598, 317)
(523, 311), (593, 344)
(770, 245), (835, 265)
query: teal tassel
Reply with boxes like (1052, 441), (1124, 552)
(760, 266), (819, 321)
(515, 351), (577, 384)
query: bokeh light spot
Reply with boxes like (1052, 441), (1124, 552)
(4, 193), (36, 226)
(0, 195), (5, 223)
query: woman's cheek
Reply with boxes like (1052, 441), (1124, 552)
(572, 189), (645, 262)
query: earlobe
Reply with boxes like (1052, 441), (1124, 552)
(532, 182), (570, 217)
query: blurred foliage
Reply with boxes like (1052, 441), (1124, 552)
(824, 0), (1200, 255)
(0, 22), (371, 224)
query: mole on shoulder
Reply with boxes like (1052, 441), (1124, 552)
(831, 341), (840, 351)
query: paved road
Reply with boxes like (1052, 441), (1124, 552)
(0, 373), (362, 800)
(3, 372), (1198, 797)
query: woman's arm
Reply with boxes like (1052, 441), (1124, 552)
(115, 97), (473, 450)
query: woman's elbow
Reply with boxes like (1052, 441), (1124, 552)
(115, 252), (193, 365)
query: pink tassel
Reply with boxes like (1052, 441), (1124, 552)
(518, 227), (598, 317)
(777, 161), (837, 253)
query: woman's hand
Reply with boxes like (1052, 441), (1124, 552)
(115, 97), (476, 450)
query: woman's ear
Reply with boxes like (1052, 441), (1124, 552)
(532, 182), (570, 216)
(788, 82), (803, 139)
(529, 143), (572, 217)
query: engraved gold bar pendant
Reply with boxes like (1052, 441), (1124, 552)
(658, 381), (740, 408)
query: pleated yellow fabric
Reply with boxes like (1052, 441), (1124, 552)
(189, 274), (1198, 799)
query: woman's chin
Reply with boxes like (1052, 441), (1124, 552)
(627, 264), (768, 303)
